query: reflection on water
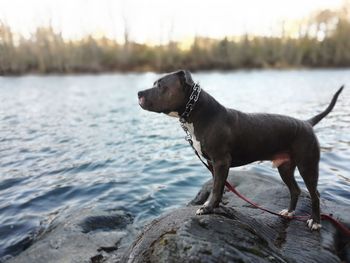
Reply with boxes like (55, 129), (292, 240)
(0, 69), (349, 260)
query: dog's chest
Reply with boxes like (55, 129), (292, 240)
(184, 122), (203, 156)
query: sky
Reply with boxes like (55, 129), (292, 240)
(0, 0), (346, 44)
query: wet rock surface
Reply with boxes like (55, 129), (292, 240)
(122, 171), (350, 263)
(7, 208), (134, 263)
(7, 171), (350, 263)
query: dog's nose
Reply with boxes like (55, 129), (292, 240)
(138, 91), (145, 98)
(138, 91), (146, 108)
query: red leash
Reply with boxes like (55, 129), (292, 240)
(196, 152), (350, 237)
(224, 180), (350, 236)
(224, 180), (308, 222)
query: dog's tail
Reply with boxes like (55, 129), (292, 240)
(307, 85), (344, 126)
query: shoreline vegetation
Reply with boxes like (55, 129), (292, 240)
(1, 7), (350, 75)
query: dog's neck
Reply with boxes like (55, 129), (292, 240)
(167, 88), (225, 126)
(186, 90), (225, 124)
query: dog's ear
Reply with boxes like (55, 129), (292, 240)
(176, 70), (194, 87)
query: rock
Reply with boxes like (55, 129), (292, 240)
(122, 171), (350, 263)
(7, 170), (350, 263)
(7, 208), (134, 263)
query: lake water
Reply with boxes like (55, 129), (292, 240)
(0, 69), (349, 260)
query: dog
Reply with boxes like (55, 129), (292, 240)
(137, 70), (344, 231)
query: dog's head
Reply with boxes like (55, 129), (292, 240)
(138, 70), (194, 116)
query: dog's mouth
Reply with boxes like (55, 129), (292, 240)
(138, 96), (157, 112)
(138, 96), (146, 108)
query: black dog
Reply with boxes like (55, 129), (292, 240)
(138, 70), (344, 231)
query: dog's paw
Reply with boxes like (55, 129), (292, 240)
(279, 209), (295, 217)
(196, 205), (213, 215)
(306, 219), (322, 231)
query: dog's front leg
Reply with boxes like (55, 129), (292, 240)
(196, 157), (231, 215)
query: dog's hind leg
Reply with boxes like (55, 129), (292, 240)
(298, 162), (321, 230)
(295, 141), (321, 230)
(277, 161), (300, 217)
(292, 130), (321, 230)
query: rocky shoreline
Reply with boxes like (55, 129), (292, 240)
(8, 171), (350, 263)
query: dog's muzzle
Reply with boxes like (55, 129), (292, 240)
(138, 91), (146, 108)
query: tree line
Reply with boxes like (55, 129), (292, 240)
(0, 7), (350, 75)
